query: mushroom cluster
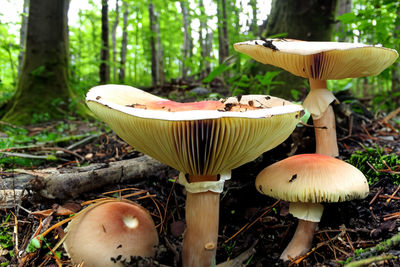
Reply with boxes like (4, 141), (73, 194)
(255, 154), (369, 260)
(86, 84), (303, 267)
(234, 39), (398, 156)
(64, 199), (158, 267)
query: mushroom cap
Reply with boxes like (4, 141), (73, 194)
(234, 39), (398, 80)
(64, 200), (158, 267)
(255, 154), (369, 203)
(86, 85), (303, 176)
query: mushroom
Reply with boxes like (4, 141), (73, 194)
(86, 84), (303, 267)
(255, 153), (369, 261)
(234, 39), (398, 156)
(64, 199), (158, 267)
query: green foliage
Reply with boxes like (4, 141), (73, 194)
(229, 70), (283, 96)
(347, 146), (400, 185)
(335, 0), (400, 112)
(0, 213), (13, 263)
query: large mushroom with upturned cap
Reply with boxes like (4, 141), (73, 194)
(255, 153), (369, 261)
(234, 39), (398, 156)
(64, 199), (158, 266)
(86, 84), (303, 267)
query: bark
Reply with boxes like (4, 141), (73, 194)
(119, 1), (128, 82)
(1, 0), (78, 125)
(217, 0), (229, 64)
(180, 0), (193, 79)
(1, 155), (175, 200)
(111, 0), (119, 82)
(18, 0), (29, 78)
(260, 0), (338, 99)
(100, 0), (110, 84)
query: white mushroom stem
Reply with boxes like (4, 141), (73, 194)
(280, 219), (318, 261)
(280, 202), (324, 261)
(182, 175), (220, 267)
(308, 79), (339, 157)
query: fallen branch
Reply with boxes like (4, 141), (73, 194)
(1, 155), (176, 199)
(345, 231), (400, 263)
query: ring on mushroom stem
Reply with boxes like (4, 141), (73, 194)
(255, 153), (369, 261)
(86, 84), (303, 267)
(234, 39), (398, 157)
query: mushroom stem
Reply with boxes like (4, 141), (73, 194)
(182, 190), (220, 267)
(280, 219), (318, 261)
(309, 79), (339, 157)
(313, 105), (339, 156)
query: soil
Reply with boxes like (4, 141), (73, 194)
(1, 87), (400, 267)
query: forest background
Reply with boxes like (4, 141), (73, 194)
(0, 0), (399, 126)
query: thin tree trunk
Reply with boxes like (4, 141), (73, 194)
(18, 0), (29, 78)
(217, 0), (229, 64)
(198, 0), (210, 79)
(249, 0), (258, 37)
(149, 3), (164, 88)
(111, 0), (119, 82)
(100, 0), (110, 84)
(119, 1), (128, 82)
(335, 0), (352, 41)
(392, 8), (400, 106)
(180, 0), (192, 79)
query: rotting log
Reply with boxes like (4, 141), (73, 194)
(0, 155), (176, 200)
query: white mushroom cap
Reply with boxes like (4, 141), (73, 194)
(256, 154), (369, 203)
(234, 39), (398, 80)
(64, 200), (158, 267)
(86, 85), (303, 177)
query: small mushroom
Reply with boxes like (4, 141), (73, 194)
(255, 153), (369, 261)
(86, 84), (303, 267)
(64, 199), (158, 267)
(234, 39), (398, 156)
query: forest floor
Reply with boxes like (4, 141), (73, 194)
(0, 86), (400, 267)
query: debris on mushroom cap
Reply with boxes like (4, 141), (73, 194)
(256, 154), (369, 203)
(234, 39), (399, 80)
(86, 85), (303, 176)
(64, 200), (158, 267)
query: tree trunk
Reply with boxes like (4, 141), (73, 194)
(198, 0), (211, 79)
(18, 0), (29, 78)
(100, 0), (110, 84)
(249, 0), (258, 37)
(180, 0), (192, 79)
(111, 0), (119, 82)
(1, 0), (79, 125)
(217, 0), (229, 64)
(119, 1), (128, 83)
(149, 3), (165, 88)
(335, 0), (352, 41)
(392, 8), (400, 107)
(260, 0), (338, 99)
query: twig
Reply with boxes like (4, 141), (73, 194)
(369, 187), (384, 205)
(217, 239), (258, 267)
(0, 151), (58, 160)
(224, 200), (280, 244)
(386, 184), (400, 204)
(378, 194), (400, 201)
(382, 106), (400, 123)
(345, 254), (396, 267)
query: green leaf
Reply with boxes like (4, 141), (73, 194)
(337, 12), (357, 24)
(202, 63), (233, 83)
